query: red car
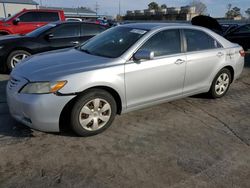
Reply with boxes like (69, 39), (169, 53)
(0, 9), (65, 35)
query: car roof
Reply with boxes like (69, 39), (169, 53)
(121, 23), (190, 30)
(51, 21), (108, 26)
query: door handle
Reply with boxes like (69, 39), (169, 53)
(175, 59), (185, 65)
(71, 41), (79, 45)
(217, 52), (224, 57)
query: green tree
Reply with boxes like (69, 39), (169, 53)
(148, 2), (159, 10)
(245, 8), (250, 19)
(226, 6), (241, 18)
(161, 4), (167, 9)
(190, 0), (207, 15)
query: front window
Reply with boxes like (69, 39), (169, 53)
(50, 23), (80, 38)
(139, 29), (181, 57)
(26, 24), (57, 37)
(79, 27), (148, 58)
(3, 12), (19, 22)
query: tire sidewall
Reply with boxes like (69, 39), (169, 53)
(210, 68), (232, 98)
(71, 89), (117, 136)
(7, 50), (31, 71)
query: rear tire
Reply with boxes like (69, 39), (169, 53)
(7, 50), (31, 71)
(208, 68), (232, 98)
(71, 89), (117, 136)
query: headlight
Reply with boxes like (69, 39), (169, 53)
(0, 46), (4, 50)
(20, 81), (67, 94)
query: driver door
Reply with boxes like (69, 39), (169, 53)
(12, 12), (42, 34)
(125, 29), (186, 108)
(45, 23), (81, 50)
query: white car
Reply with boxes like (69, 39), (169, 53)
(66, 18), (82, 22)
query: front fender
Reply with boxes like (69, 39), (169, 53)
(58, 64), (126, 109)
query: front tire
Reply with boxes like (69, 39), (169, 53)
(209, 68), (232, 98)
(7, 50), (31, 71)
(71, 89), (117, 136)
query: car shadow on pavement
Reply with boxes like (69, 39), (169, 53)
(245, 55), (250, 68)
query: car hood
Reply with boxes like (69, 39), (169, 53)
(12, 48), (119, 81)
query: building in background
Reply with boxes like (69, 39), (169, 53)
(40, 6), (97, 19)
(0, 0), (38, 18)
(124, 6), (198, 21)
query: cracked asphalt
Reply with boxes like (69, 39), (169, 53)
(0, 57), (250, 188)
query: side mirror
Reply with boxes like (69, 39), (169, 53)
(133, 50), (154, 61)
(12, 18), (20, 25)
(45, 33), (54, 40)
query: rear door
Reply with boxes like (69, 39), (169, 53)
(45, 23), (81, 50)
(183, 29), (226, 94)
(80, 23), (107, 43)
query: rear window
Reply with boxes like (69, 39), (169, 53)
(36, 12), (60, 22)
(234, 25), (250, 34)
(184, 29), (222, 52)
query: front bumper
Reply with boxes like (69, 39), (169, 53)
(6, 76), (75, 132)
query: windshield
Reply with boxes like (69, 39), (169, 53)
(79, 26), (148, 58)
(26, 24), (57, 37)
(3, 12), (19, 22)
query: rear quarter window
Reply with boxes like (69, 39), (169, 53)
(184, 29), (222, 52)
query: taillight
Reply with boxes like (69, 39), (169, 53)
(239, 49), (245, 57)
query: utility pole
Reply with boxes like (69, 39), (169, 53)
(119, 0), (121, 16)
(95, 2), (99, 16)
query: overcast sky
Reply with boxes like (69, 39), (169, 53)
(36, 0), (250, 17)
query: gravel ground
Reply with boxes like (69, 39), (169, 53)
(0, 57), (250, 188)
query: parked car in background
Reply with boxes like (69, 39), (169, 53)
(7, 23), (244, 136)
(66, 18), (82, 22)
(221, 23), (239, 34)
(223, 24), (250, 51)
(0, 21), (108, 72)
(0, 9), (65, 36)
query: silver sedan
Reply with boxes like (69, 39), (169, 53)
(7, 23), (245, 136)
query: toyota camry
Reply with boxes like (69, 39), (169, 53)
(7, 23), (245, 136)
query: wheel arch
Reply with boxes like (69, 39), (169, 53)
(59, 85), (123, 132)
(223, 65), (234, 83)
(7, 47), (33, 57)
(0, 30), (10, 35)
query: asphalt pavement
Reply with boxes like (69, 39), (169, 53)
(0, 57), (249, 188)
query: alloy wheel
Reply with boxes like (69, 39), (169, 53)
(10, 53), (29, 68)
(215, 73), (230, 96)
